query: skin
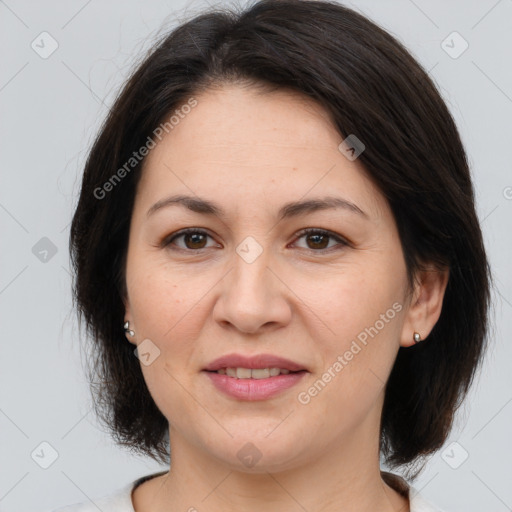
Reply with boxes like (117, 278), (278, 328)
(123, 84), (449, 512)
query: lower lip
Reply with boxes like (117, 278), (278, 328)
(203, 371), (307, 400)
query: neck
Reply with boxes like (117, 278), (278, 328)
(133, 403), (409, 512)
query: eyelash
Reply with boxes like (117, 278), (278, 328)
(162, 227), (349, 254)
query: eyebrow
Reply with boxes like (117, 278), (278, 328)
(146, 194), (368, 221)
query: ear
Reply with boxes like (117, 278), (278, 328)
(400, 264), (449, 347)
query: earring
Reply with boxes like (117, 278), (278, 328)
(413, 332), (421, 343)
(124, 321), (135, 337)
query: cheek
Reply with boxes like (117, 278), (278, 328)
(313, 267), (404, 340)
(127, 264), (208, 418)
(126, 263), (211, 413)
(308, 262), (406, 392)
(127, 256), (206, 338)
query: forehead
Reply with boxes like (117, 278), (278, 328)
(135, 85), (387, 221)
(183, 84), (338, 142)
(145, 85), (342, 167)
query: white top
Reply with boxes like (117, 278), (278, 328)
(51, 471), (447, 512)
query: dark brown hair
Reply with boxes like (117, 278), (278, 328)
(69, 0), (491, 478)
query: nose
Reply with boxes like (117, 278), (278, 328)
(212, 244), (292, 334)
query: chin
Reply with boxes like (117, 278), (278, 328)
(208, 428), (310, 473)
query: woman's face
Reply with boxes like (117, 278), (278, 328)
(124, 85), (415, 472)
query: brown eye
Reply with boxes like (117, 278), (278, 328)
(164, 229), (216, 251)
(305, 232), (330, 249)
(293, 228), (348, 252)
(182, 232), (207, 249)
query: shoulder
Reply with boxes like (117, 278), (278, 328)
(50, 484), (133, 511)
(50, 481), (134, 512)
(49, 471), (167, 512)
(381, 471), (448, 512)
(409, 487), (449, 512)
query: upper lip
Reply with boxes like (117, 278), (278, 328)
(203, 353), (307, 372)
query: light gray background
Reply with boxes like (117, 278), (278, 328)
(1, 0), (511, 511)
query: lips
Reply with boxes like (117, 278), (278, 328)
(203, 353), (307, 373)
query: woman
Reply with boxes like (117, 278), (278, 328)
(59, 0), (491, 510)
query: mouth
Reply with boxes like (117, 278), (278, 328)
(204, 367), (305, 379)
(203, 368), (308, 401)
(203, 352), (308, 373)
(202, 353), (308, 400)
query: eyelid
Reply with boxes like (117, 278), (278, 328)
(161, 228), (220, 250)
(162, 227), (350, 252)
(291, 227), (350, 251)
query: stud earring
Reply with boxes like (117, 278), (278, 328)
(124, 321), (135, 337)
(413, 332), (421, 343)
